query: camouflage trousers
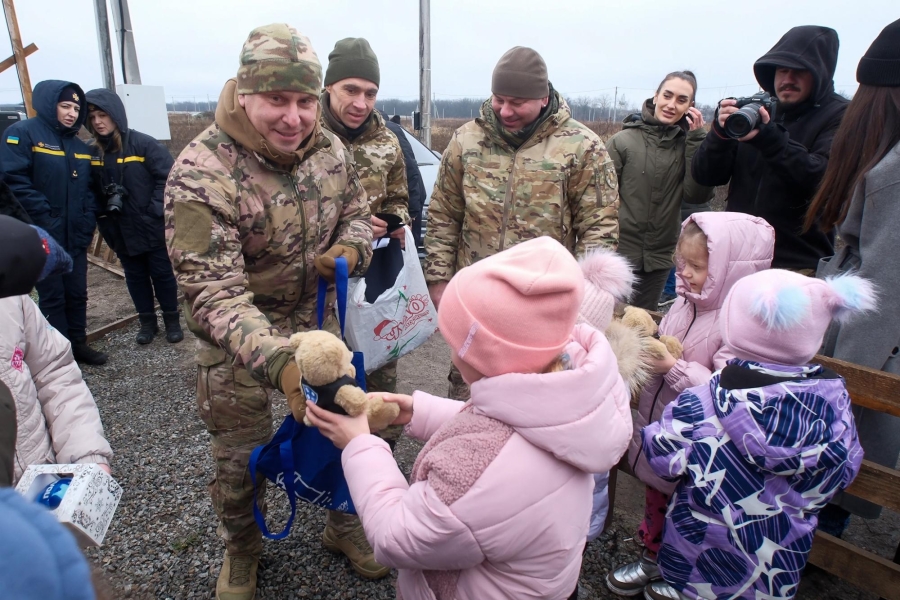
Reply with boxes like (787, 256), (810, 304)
(195, 341), (272, 556)
(447, 362), (471, 401)
(366, 359), (403, 446)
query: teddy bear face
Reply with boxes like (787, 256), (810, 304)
(289, 330), (355, 386)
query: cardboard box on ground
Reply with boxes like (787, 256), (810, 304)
(15, 463), (123, 547)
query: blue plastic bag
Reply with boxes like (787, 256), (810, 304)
(249, 257), (365, 539)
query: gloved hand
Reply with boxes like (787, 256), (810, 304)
(279, 361), (307, 423)
(30, 225), (73, 281)
(313, 244), (359, 282)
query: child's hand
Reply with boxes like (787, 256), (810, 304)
(305, 402), (370, 449)
(373, 392), (414, 426)
(649, 349), (678, 374)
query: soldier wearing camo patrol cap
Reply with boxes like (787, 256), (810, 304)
(164, 24), (378, 599)
(320, 37), (410, 451)
(424, 46), (620, 400)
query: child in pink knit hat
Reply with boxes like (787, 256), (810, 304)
(639, 269), (872, 600)
(307, 237), (633, 600)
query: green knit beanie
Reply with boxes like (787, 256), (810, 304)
(324, 38), (380, 87)
(237, 24), (322, 95)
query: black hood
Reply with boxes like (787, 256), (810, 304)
(85, 88), (128, 132)
(32, 79), (87, 134)
(754, 26), (839, 105)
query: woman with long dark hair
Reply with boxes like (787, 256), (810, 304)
(805, 17), (900, 535)
(85, 89), (182, 345)
(606, 71), (714, 310)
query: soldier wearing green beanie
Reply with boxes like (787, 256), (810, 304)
(165, 24), (376, 600)
(321, 37), (410, 457)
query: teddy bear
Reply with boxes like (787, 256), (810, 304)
(621, 305), (684, 361)
(287, 330), (400, 432)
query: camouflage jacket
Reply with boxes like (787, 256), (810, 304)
(321, 96), (410, 225)
(423, 93), (619, 284)
(165, 123), (372, 389)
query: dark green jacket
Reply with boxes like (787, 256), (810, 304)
(607, 99), (713, 272)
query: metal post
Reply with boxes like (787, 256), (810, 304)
(612, 86), (618, 124)
(108, 0), (141, 84)
(2, 0), (34, 117)
(92, 0), (116, 90)
(418, 0), (431, 148)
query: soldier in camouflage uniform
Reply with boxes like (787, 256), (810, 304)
(320, 38), (409, 445)
(165, 24), (385, 600)
(424, 47), (620, 400)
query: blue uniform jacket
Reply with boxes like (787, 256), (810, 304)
(0, 80), (97, 252)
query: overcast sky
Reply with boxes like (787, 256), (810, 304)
(1, 0), (895, 110)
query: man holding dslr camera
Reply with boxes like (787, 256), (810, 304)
(691, 25), (848, 273)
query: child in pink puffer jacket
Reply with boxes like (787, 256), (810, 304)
(308, 237), (633, 600)
(606, 212), (774, 599)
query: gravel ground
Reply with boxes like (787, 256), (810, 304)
(77, 276), (896, 599)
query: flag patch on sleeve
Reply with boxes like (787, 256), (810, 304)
(6, 136), (19, 144)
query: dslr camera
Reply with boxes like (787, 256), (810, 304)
(723, 92), (776, 139)
(103, 183), (128, 214)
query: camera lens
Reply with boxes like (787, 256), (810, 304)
(105, 183), (125, 214)
(724, 105), (760, 139)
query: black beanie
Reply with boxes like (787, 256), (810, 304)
(58, 85), (80, 104)
(857, 18), (900, 86)
(324, 38), (380, 87)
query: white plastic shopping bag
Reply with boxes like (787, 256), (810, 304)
(346, 227), (437, 372)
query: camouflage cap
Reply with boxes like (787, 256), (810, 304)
(237, 23), (323, 95)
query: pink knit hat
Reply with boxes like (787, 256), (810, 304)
(577, 247), (634, 332)
(720, 270), (877, 365)
(438, 237), (584, 382)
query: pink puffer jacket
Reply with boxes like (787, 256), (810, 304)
(627, 212), (774, 494)
(0, 296), (112, 484)
(342, 325), (632, 599)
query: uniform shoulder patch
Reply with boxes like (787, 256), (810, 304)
(6, 136), (18, 144)
(172, 202), (213, 253)
(602, 160), (618, 189)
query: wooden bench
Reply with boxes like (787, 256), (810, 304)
(606, 311), (900, 599)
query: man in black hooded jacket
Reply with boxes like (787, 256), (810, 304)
(691, 26), (848, 272)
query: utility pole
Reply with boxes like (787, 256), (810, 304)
(419, 0), (431, 148)
(2, 0), (34, 117)
(612, 86), (618, 124)
(109, 0), (141, 84)
(92, 0), (116, 90)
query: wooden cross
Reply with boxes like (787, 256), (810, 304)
(1, 0), (37, 117)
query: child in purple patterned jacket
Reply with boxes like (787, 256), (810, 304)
(640, 269), (872, 600)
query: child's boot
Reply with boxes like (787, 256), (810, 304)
(606, 548), (661, 596)
(644, 580), (687, 600)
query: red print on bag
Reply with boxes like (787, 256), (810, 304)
(373, 292), (432, 343)
(11, 346), (24, 372)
